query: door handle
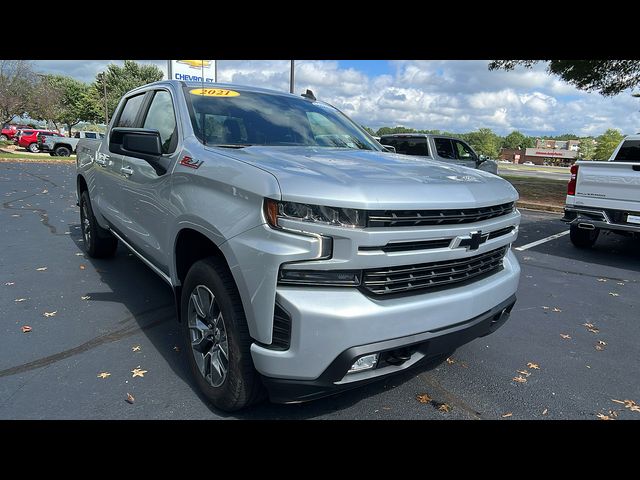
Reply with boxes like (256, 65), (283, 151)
(95, 158), (107, 166)
(121, 166), (134, 176)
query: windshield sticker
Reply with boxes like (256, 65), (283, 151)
(189, 88), (240, 97)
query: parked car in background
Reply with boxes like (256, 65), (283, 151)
(522, 161), (534, 166)
(39, 131), (104, 156)
(1, 124), (33, 141)
(17, 130), (62, 152)
(379, 134), (498, 174)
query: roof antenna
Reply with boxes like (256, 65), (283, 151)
(301, 89), (316, 101)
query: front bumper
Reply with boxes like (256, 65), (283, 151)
(563, 205), (640, 233)
(263, 294), (516, 403)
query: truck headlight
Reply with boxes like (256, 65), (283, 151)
(264, 199), (365, 228)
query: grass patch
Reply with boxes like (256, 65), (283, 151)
(0, 151), (75, 160)
(500, 174), (567, 208)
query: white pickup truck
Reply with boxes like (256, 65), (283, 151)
(563, 135), (640, 247)
(38, 130), (104, 156)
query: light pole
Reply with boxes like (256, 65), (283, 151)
(290, 60), (294, 94)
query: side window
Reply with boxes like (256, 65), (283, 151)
(613, 140), (640, 162)
(116, 93), (146, 128)
(452, 140), (475, 160)
(85, 132), (97, 139)
(143, 90), (178, 154)
(433, 138), (455, 159)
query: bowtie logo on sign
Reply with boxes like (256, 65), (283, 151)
(170, 60), (216, 83)
(177, 60), (213, 69)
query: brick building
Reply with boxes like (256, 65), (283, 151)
(499, 138), (580, 166)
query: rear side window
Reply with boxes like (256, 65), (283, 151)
(452, 139), (475, 160)
(613, 140), (640, 162)
(143, 90), (178, 154)
(433, 138), (455, 159)
(116, 93), (146, 128)
(381, 137), (429, 156)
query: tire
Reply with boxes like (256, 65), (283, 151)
(0, 134), (7, 141)
(570, 224), (599, 248)
(80, 190), (118, 258)
(49, 152), (57, 156)
(181, 258), (264, 411)
(28, 143), (39, 153)
(55, 146), (71, 157)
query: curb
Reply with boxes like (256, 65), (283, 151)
(516, 201), (563, 214)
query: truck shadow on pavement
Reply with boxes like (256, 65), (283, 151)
(69, 228), (445, 418)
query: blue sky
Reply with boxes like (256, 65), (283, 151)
(31, 60), (640, 137)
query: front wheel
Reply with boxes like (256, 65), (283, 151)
(55, 146), (71, 157)
(0, 134), (7, 141)
(181, 258), (264, 411)
(570, 224), (599, 248)
(28, 143), (39, 153)
(80, 191), (118, 257)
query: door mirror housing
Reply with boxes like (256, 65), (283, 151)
(109, 127), (166, 174)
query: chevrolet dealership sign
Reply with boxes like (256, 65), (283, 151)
(525, 148), (577, 159)
(168, 60), (216, 82)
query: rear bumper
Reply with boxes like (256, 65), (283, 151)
(262, 294), (516, 403)
(563, 206), (640, 233)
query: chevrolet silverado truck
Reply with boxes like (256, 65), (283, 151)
(76, 80), (521, 410)
(40, 130), (103, 156)
(379, 133), (499, 174)
(563, 135), (640, 248)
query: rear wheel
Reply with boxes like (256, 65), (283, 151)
(570, 224), (599, 248)
(55, 146), (71, 157)
(181, 258), (264, 411)
(80, 191), (118, 258)
(28, 143), (39, 153)
(0, 134), (7, 141)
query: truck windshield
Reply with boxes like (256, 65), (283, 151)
(183, 87), (381, 151)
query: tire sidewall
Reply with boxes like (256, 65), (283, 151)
(180, 260), (251, 409)
(28, 143), (39, 153)
(80, 191), (98, 256)
(56, 146), (70, 156)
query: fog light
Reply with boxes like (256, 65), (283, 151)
(347, 354), (379, 373)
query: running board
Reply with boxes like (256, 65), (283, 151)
(108, 229), (172, 286)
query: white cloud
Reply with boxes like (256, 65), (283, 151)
(29, 59), (640, 137)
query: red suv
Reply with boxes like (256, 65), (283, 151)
(16, 130), (62, 153)
(1, 124), (33, 141)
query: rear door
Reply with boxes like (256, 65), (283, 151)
(116, 88), (179, 271)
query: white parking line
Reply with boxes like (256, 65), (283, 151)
(515, 230), (570, 251)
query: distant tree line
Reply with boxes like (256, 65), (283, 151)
(0, 60), (163, 137)
(367, 125), (626, 161)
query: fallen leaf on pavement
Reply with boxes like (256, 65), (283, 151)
(583, 322), (595, 328)
(513, 376), (527, 383)
(516, 369), (531, 377)
(596, 413), (614, 420)
(96, 372), (111, 379)
(501, 413), (513, 418)
(609, 292), (619, 297)
(417, 394), (432, 404)
(595, 344), (606, 351)
(612, 399), (640, 413)
(4, 282), (15, 286)
(21, 325), (32, 333)
(588, 327), (600, 334)
(131, 367), (148, 378)
(132, 345), (141, 352)
(446, 357), (455, 364)
(36, 267), (47, 271)
(560, 334), (571, 339)
(126, 393), (135, 404)
(81, 295), (90, 300)
(173, 346), (180, 352)
(611, 399), (626, 405)
(75, 253), (84, 256)
(43, 311), (57, 317)
(41, 189), (48, 194)
(438, 403), (451, 413)
(597, 278), (607, 282)
(542, 408), (548, 415)
(617, 282), (625, 286)
(523, 256), (532, 261)
(14, 298), (26, 302)
(542, 306), (549, 310)
(79, 265), (86, 270)
(382, 407), (391, 410)
(552, 307), (562, 312)
(527, 362), (540, 370)
(11, 214), (20, 217)
(597, 340), (607, 346)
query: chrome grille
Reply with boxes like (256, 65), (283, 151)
(362, 247), (507, 296)
(367, 202), (514, 227)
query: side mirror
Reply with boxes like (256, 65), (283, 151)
(109, 127), (165, 174)
(383, 145), (396, 153)
(477, 154), (487, 164)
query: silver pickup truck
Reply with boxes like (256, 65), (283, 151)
(76, 80), (521, 410)
(563, 135), (640, 247)
(40, 130), (104, 156)
(379, 133), (499, 174)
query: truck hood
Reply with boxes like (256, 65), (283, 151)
(212, 146), (518, 209)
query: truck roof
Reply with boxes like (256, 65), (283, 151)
(131, 80), (310, 101)
(379, 133), (461, 140)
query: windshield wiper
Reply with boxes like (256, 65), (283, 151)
(211, 144), (253, 149)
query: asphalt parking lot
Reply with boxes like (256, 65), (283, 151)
(1, 161), (638, 420)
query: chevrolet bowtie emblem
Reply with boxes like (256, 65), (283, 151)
(459, 231), (490, 251)
(177, 60), (212, 69)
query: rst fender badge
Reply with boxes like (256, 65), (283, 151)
(180, 156), (203, 169)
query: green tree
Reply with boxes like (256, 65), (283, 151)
(578, 138), (596, 160)
(34, 75), (101, 136)
(0, 60), (37, 125)
(94, 60), (164, 120)
(465, 128), (500, 158)
(488, 60), (640, 96)
(361, 125), (375, 135)
(502, 130), (534, 149)
(376, 126), (417, 136)
(595, 129), (624, 160)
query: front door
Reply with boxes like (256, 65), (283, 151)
(451, 139), (479, 170)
